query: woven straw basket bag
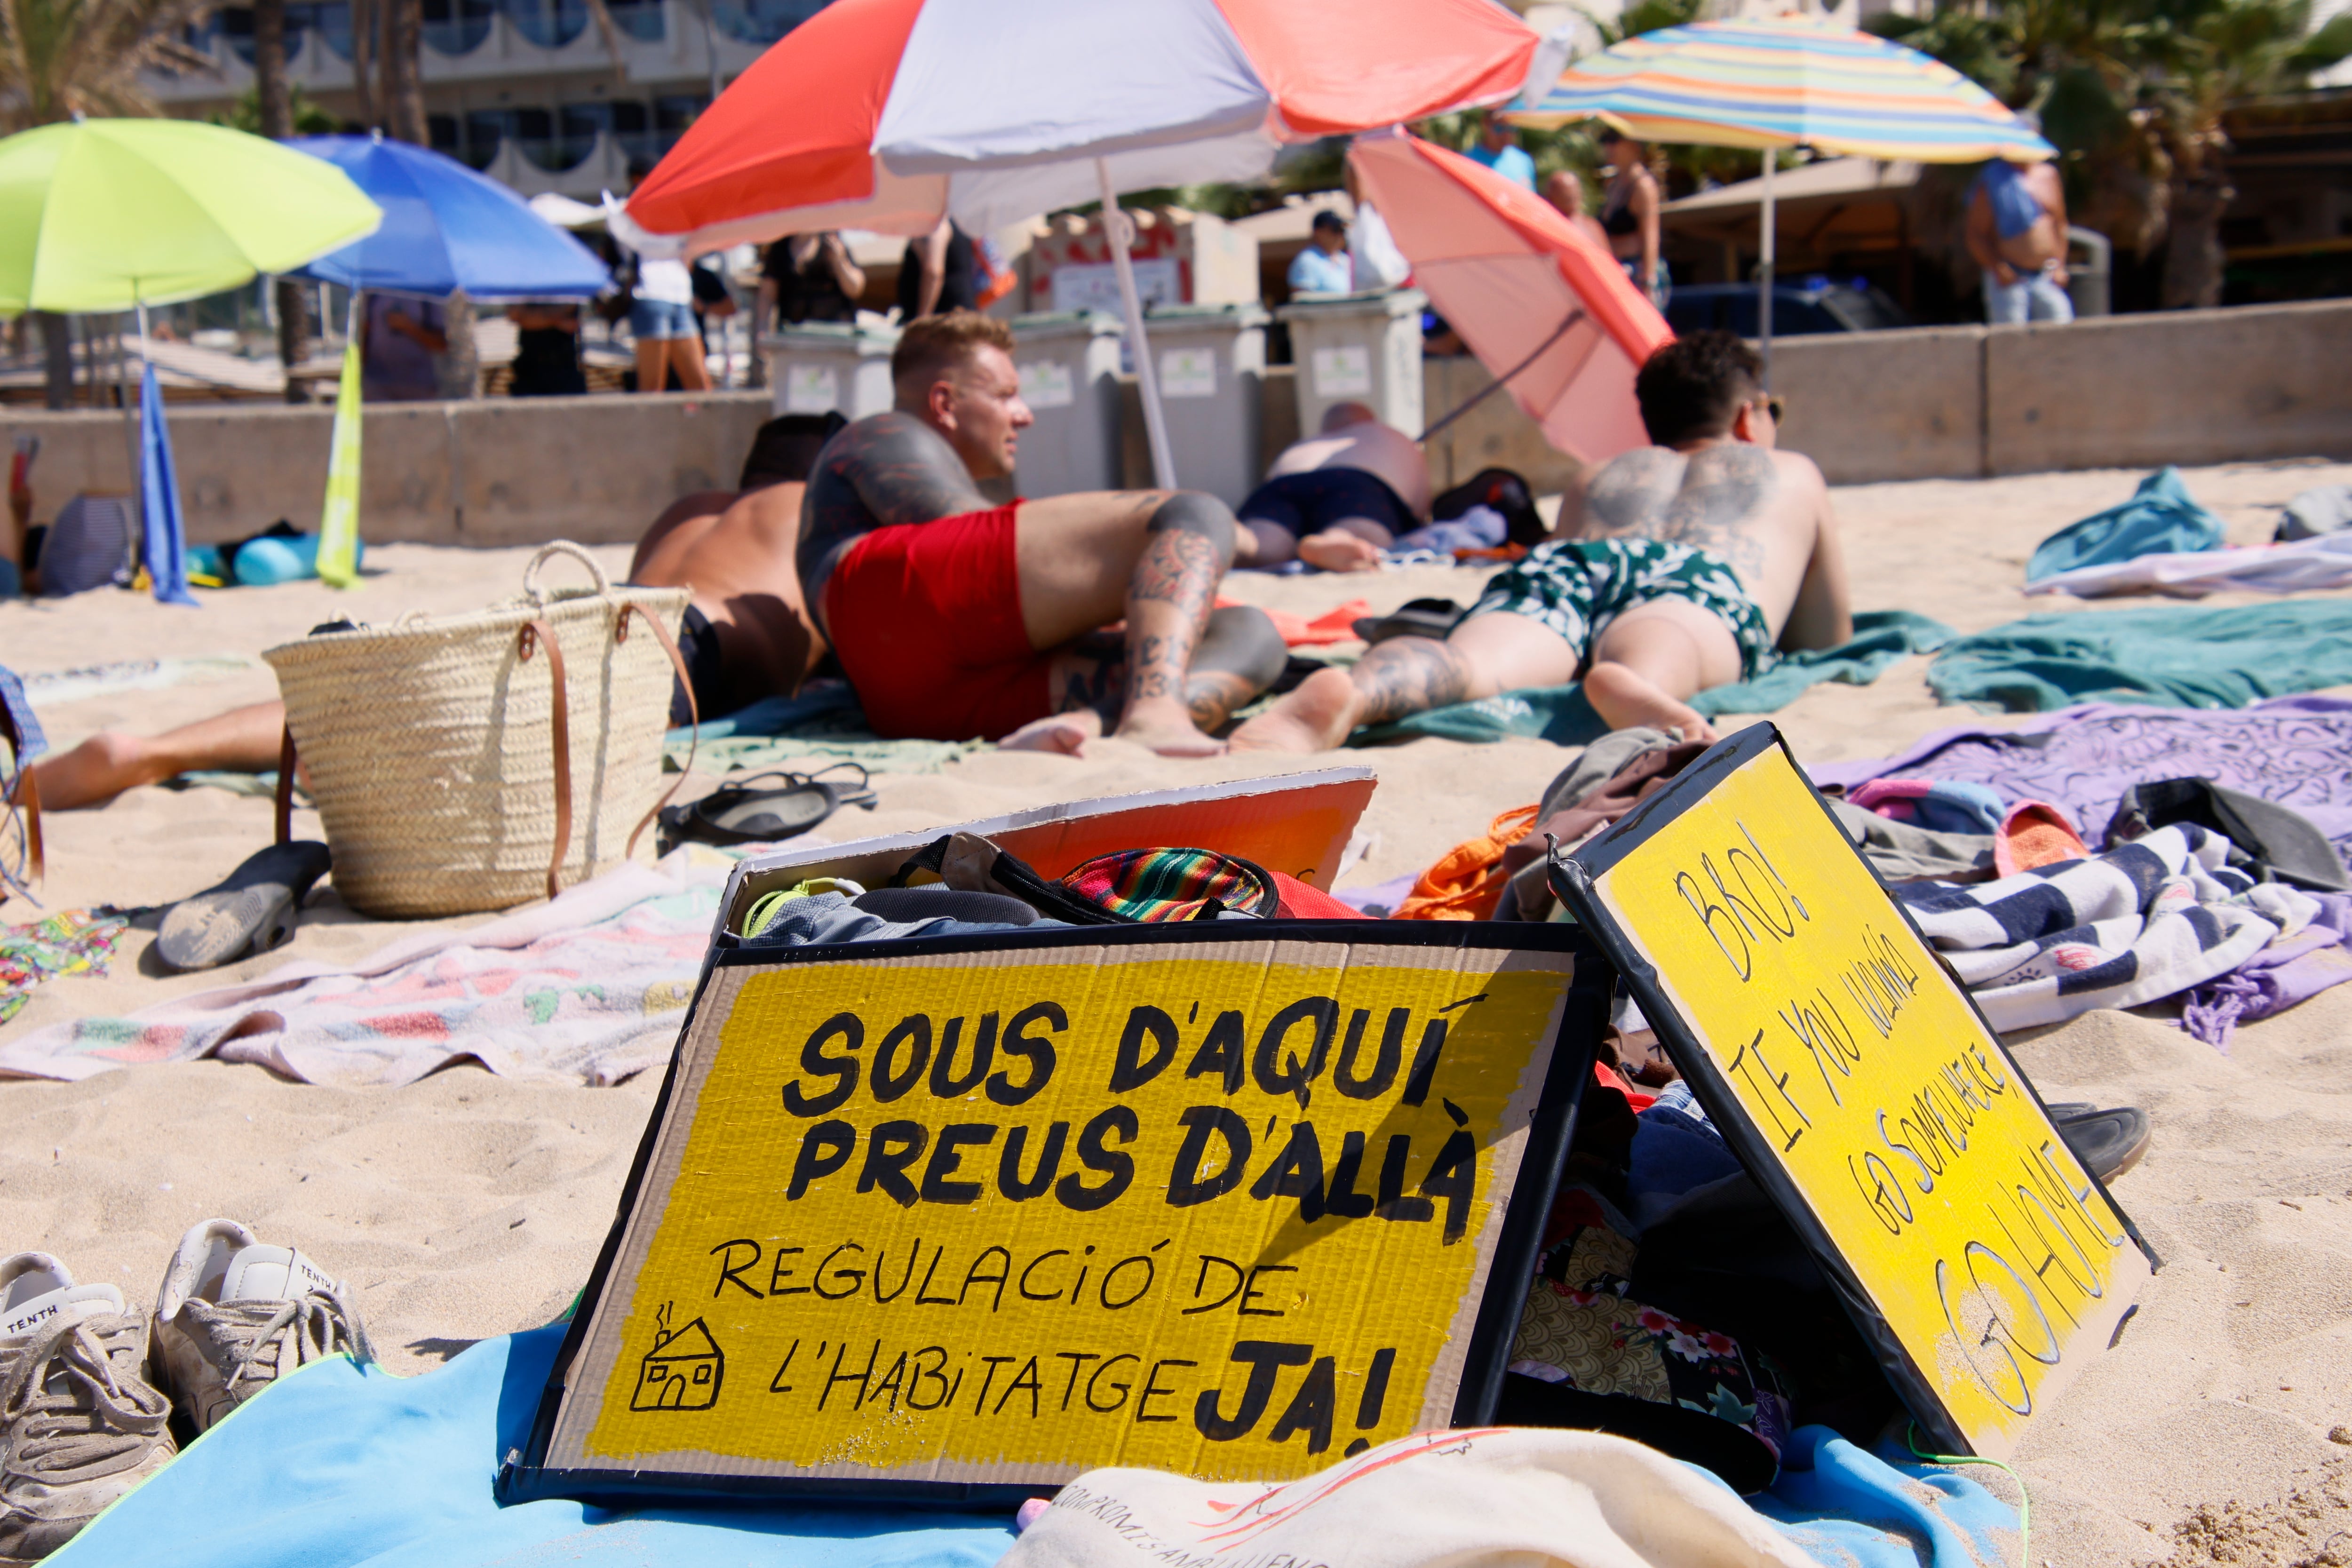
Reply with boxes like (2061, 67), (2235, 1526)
(262, 541), (697, 919)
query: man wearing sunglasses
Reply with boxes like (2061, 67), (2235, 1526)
(1232, 331), (1849, 750)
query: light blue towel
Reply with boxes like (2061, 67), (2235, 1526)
(51, 1321), (2022, 1568)
(2025, 467), (2224, 583)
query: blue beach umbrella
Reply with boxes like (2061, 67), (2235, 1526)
(283, 133), (612, 586)
(284, 133), (612, 299)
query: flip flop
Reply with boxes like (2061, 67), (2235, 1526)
(665, 764), (877, 847)
(2042, 1102), (2152, 1182)
(1351, 598), (1465, 645)
(156, 841), (333, 972)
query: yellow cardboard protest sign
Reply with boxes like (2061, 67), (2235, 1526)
(520, 925), (1595, 1501)
(1560, 725), (2154, 1458)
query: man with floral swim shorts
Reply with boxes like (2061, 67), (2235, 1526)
(1232, 331), (1851, 751)
(799, 311), (1285, 756)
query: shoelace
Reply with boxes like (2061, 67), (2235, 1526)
(0, 1314), (169, 1481)
(185, 1284), (378, 1399)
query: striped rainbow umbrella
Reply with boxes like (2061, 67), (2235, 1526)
(1512, 14), (2054, 379)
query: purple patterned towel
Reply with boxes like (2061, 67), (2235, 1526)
(1810, 696), (2352, 854)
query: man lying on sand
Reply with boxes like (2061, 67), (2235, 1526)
(34, 416), (838, 811)
(1232, 331), (1851, 751)
(1233, 402), (1431, 573)
(801, 311), (1282, 757)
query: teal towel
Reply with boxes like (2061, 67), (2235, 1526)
(1351, 609), (1955, 747)
(1928, 601), (2352, 712)
(2025, 467), (2223, 583)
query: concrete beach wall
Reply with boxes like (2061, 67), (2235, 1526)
(6, 300), (2346, 547)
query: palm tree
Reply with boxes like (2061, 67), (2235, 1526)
(0, 0), (222, 404)
(1871, 0), (2352, 307)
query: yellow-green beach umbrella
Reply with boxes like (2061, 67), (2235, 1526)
(0, 118), (382, 315)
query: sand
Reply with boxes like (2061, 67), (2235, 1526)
(5, 456), (2352, 1564)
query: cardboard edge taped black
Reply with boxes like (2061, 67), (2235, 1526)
(502, 916), (1608, 1506)
(1549, 721), (2160, 1459)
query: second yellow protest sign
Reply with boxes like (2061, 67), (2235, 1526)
(514, 923), (1598, 1502)
(1558, 725), (2155, 1458)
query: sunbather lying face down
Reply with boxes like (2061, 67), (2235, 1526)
(799, 311), (1283, 757)
(1231, 331), (1852, 753)
(1234, 402), (1434, 573)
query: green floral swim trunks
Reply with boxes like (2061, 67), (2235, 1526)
(1469, 539), (1776, 680)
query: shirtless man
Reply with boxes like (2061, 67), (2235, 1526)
(631, 413), (838, 723)
(1231, 331), (1850, 752)
(799, 311), (1283, 757)
(1966, 152), (2073, 325)
(1235, 402), (1431, 573)
(30, 415), (838, 810)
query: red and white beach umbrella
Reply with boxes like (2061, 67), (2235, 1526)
(619, 0), (1557, 486)
(1350, 130), (1671, 466)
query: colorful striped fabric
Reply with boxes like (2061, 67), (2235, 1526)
(1515, 15), (2053, 164)
(1060, 848), (1280, 923)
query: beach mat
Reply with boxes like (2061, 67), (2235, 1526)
(48, 1323), (2020, 1568)
(1351, 610), (1954, 747)
(1927, 600), (2352, 712)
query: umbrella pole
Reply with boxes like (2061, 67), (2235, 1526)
(1758, 155), (1776, 391)
(1097, 158), (1176, 491)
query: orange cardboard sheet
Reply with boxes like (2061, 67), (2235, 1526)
(713, 766), (1378, 939)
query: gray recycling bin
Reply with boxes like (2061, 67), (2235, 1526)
(1138, 301), (1268, 509)
(1277, 287), (1428, 438)
(1009, 310), (1125, 498)
(762, 320), (900, 421)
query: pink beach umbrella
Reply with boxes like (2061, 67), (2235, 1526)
(615, 0), (1556, 489)
(1349, 129), (1672, 466)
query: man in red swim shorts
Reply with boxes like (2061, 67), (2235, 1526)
(799, 312), (1285, 756)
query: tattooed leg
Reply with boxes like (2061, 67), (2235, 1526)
(1229, 637), (1475, 754)
(1115, 493), (1238, 756)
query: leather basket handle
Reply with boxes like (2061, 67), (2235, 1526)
(0, 700), (42, 888)
(617, 602), (699, 860)
(517, 619), (572, 902)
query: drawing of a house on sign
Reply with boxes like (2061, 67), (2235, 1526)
(632, 1307), (723, 1411)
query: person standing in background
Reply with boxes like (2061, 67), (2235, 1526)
(1465, 109), (1536, 190)
(360, 294), (446, 403)
(504, 302), (586, 397)
(1287, 212), (1354, 295)
(629, 252), (712, 394)
(1543, 170), (1613, 251)
(1597, 128), (1667, 309)
(1967, 154), (2074, 324)
(760, 232), (866, 328)
(898, 217), (978, 320)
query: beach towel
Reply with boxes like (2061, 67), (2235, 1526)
(1809, 695), (2352, 856)
(2025, 531), (2352, 599)
(0, 852), (731, 1087)
(662, 682), (979, 778)
(1926, 601), (2352, 712)
(1352, 610), (1953, 747)
(2024, 467), (2223, 584)
(0, 909), (128, 1026)
(2276, 483), (2352, 541)
(44, 1323), (2018, 1568)
(1894, 824), (2310, 1032)
(2178, 919), (2352, 1051)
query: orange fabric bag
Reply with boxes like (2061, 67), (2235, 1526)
(1394, 804), (1540, 921)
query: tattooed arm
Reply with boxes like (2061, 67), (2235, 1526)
(796, 412), (991, 624)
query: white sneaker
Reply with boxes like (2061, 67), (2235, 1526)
(0, 1253), (175, 1566)
(149, 1220), (376, 1435)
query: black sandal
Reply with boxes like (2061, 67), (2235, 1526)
(1351, 597), (1466, 645)
(661, 764), (877, 847)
